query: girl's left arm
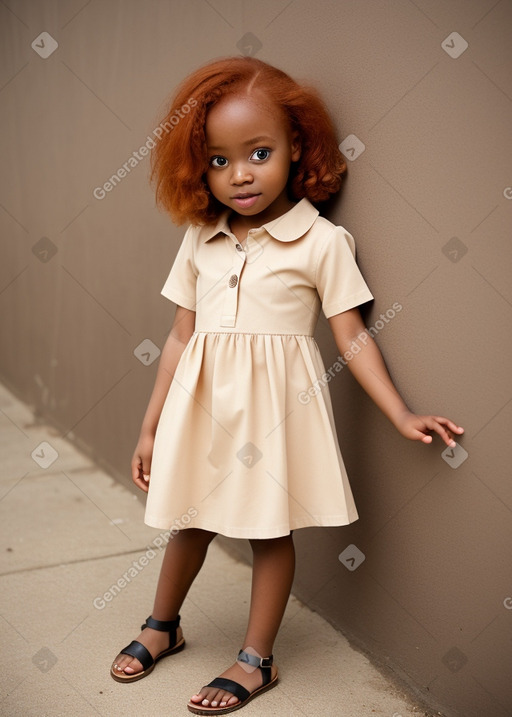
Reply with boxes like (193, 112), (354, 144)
(328, 308), (464, 447)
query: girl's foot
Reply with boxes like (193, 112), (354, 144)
(111, 619), (184, 680)
(189, 654), (278, 710)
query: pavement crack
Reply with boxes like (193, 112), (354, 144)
(0, 546), (160, 577)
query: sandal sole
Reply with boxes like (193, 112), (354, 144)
(186, 673), (278, 715)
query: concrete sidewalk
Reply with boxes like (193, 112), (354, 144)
(0, 382), (434, 716)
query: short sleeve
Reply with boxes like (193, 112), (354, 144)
(161, 226), (198, 311)
(315, 227), (374, 318)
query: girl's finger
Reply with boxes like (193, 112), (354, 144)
(430, 421), (456, 447)
(131, 457), (141, 482)
(408, 426), (433, 443)
(133, 476), (150, 493)
(131, 469), (150, 493)
(142, 459), (151, 483)
(433, 417), (465, 434)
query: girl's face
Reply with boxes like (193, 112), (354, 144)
(205, 93), (300, 224)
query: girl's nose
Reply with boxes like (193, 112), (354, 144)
(230, 163), (253, 185)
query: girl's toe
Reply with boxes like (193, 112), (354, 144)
(190, 690), (208, 704)
(218, 692), (239, 707)
(114, 655), (142, 675)
(205, 689), (219, 705)
(112, 656), (127, 672)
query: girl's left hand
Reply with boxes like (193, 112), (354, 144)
(394, 411), (464, 447)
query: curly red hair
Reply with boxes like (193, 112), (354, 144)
(150, 56), (346, 225)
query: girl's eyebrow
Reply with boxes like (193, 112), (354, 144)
(243, 135), (275, 145)
(207, 135), (275, 151)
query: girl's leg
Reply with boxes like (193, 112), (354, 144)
(190, 533), (295, 709)
(113, 528), (216, 676)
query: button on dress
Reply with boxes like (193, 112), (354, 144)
(144, 198), (374, 539)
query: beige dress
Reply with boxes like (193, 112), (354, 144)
(144, 198), (374, 539)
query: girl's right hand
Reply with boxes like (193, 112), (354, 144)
(131, 432), (155, 493)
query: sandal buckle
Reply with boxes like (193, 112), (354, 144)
(237, 649), (273, 669)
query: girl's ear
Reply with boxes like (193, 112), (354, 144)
(291, 132), (301, 162)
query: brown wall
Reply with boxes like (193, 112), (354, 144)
(2, 2), (511, 715)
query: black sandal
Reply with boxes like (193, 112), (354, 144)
(110, 615), (185, 683)
(187, 649), (278, 714)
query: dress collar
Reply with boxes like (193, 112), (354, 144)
(198, 198), (320, 243)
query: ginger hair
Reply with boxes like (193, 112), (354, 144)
(150, 56), (346, 225)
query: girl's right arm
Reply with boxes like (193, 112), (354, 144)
(131, 305), (196, 492)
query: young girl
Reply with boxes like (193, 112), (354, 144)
(110, 56), (464, 714)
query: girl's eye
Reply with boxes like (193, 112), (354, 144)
(250, 148), (271, 162)
(209, 156), (228, 168)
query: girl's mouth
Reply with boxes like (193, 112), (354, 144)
(232, 194), (260, 209)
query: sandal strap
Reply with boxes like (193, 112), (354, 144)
(120, 640), (154, 671)
(237, 649), (273, 687)
(237, 649), (273, 668)
(206, 677), (250, 703)
(142, 615), (180, 632)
